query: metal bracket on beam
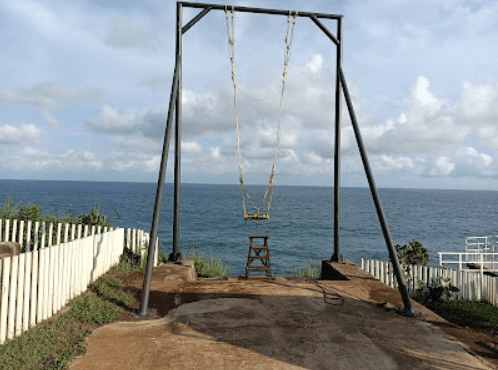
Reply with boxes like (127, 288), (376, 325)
(182, 6), (212, 34)
(310, 16), (339, 46)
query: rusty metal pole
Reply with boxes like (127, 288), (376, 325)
(171, 2), (183, 264)
(137, 57), (180, 317)
(331, 17), (343, 263)
(338, 67), (414, 315)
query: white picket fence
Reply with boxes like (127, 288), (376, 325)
(360, 258), (498, 306)
(0, 219), (162, 345)
(0, 227), (124, 344)
(0, 218), (159, 265)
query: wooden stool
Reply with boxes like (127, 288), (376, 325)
(241, 235), (274, 279)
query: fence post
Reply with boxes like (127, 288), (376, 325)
(64, 223), (69, 243)
(26, 221), (32, 252)
(0, 257), (11, 344)
(12, 219), (17, 243)
(132, 229), (137, 254)
(48, 223), (53, 247)
(41, 222), (46, 249)
(71, 224), (76, 242)
(7, 255), (19, 340)
(22, 251), (32, 333)
(30, 250), (39, 327)
(15, 253), (26, 337)
(4, 219), (10, 242)
(19, 220), (24, 250)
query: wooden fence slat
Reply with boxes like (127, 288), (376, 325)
(47, 247), (55, 317)
(4, 219), (9, 242)
(30, 250), (38, 327)
(64, 223), (69, 243)
(48, 223), (53, 248)
(0, 257), (11, 344)
(15, 253), (25, 337)
(12, 219), (17, 243)
(7, 255), (19, 340)
(68, 241), (75, 300)
(22, 252), (32, 333)
(54, 245), (61, 313)
(42, 246), (50, 321)
(26, 221), (32, 252)
(62, 243), (68, 306)
(19, 220), (24, 249)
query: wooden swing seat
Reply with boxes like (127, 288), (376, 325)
(243, 214), (269, 220)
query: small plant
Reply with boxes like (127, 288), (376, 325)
(394, 240), (430, 290)
(394, 240), (429, 271)
(181, 245), (229, 278)
(290, 260), (321, 279)
(414, 276), (459, 305)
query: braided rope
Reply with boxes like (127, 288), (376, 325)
(225, 7), (297, 224)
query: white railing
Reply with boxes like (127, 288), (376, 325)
(465, 236), (495, 253)
(0, 218), (159, 267)
(0, 227), (125, 344)
(360, 258), (498, 306)
(438, 252), (498, 273)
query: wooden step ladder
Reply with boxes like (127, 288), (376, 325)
(241, 235), (274, 279)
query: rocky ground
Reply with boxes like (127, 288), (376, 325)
(68, 261), (498, 370)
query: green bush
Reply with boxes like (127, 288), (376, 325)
(1, 196), (122, 251)
(414, 276), (459, 305)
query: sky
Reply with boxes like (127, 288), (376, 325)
(1, 0), (498, 190)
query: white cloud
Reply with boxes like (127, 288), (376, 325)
(210, 146), (221, 159)
(430, 156), (455, 176)
(109, 151), (160, 172)
(0, 123), (41, 144)
(182, 141), (202, 154)
(86, 105), (141, 133)
(7, 147), (102, 170)
(305, 54), (324, 74)
(0, 82), (103, 127)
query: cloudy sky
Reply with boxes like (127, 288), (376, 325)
(1, 0), (498, 190)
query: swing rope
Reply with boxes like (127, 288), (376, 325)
(225, 6), (297, 224)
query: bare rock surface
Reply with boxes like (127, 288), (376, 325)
(68, 261), (495, 370)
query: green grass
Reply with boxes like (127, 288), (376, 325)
(424, 299), (498, 332)
(179, 246), (229, 278)
(289, 259), (322, 279)
(0, 259), (146, 370)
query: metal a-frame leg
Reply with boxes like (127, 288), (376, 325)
(339, 67), (414, 315)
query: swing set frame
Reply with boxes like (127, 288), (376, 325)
(138, 1), (415, 316)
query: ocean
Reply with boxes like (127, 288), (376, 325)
(1, 179), (497, 277)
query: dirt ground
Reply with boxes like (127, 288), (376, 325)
(68, 261), (498, 370)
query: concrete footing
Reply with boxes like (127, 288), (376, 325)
(321, 260), (350, 280)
